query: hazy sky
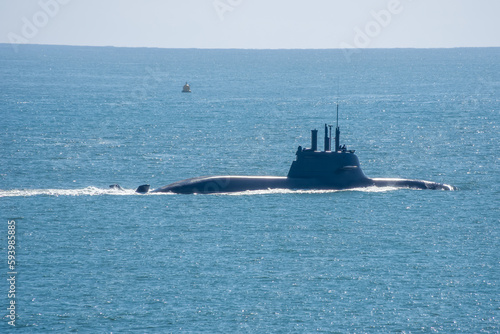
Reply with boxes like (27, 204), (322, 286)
(1, 0), (499, 49)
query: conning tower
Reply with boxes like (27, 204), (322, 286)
(287, 105), (368, 186)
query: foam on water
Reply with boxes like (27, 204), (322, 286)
(0, 186), (401, 197)
(0, 187), (139, 197)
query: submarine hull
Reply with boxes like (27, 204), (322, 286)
(149, 175), (454, 194)
(138, 118), (456, 194)
(151, 175), (366, 194)
(153, 176), (294, 194)
(370, 178), (456, 191)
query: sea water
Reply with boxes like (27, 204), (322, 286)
(0, 45), (499, 332)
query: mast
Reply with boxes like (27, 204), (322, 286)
(336, 103), (339, 127)
(324, 124), (330, 151)
(335, 103), (340, 152)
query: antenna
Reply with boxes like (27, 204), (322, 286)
(335, 103), (340, 152)
(336, 103), (339, 128)
(336, 77), (340, 127)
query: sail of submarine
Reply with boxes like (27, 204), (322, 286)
(134, 105), (455, 194)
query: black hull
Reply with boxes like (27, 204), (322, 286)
(370, 178), (456, 191)
(136, 118), (456, 195)
(151, 175), (455, 194)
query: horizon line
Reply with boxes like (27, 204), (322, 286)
(1, 42), (500, 51)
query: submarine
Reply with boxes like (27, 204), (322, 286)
(134, 107), (455, 194)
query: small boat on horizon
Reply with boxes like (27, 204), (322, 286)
(182, 82), (191, 93)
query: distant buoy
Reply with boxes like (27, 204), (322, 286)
(182, 82), (191, 93)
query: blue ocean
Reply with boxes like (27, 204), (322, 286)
(1, 44), (499, 333)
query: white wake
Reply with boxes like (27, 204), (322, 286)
(0, 187), (139, 197)
(0, 186), (400, 198)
